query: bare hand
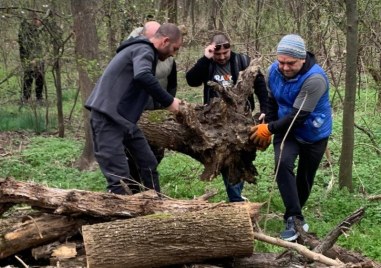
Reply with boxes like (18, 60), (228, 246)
(167, 98), (181, 113)
(204, 42), (216, 59)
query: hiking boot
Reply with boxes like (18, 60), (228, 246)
(280, 216), (309, 241)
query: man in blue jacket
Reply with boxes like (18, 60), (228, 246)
(186, 33), (268, 202)
(86, 23), (183, 195)
(250, 34), (332, 241)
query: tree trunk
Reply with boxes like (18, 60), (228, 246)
(105, 0), (118, 57)
(71, 0), (99, 170)
(161, 0), (177, 23)
(0, 178), (262, 220)
(82, 206), (254, 268)
(43, 14), (65, 138)
(339, 0), (358, 191)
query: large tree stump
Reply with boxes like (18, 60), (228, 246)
(139, 59), (262, 184)
(82, 206), (254, 268)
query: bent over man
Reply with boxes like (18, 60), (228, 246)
(86, 23), (183, 195)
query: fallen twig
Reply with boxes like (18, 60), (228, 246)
(253, 231), (342, 266)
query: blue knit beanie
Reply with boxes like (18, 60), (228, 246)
(277, 34), (306, 59)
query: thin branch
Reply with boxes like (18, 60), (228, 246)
(253, 231), (342, 266)
(313, 207), (365, 254)
(14, 255), (29, 268)
(0, 66), (20, 86)
(354, 123), (380, 156)
(26, 215), (44, 239)
(368, 195), (381, 201)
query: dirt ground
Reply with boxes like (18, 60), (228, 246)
(0, 131), (32, 157)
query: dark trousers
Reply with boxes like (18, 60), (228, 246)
(22, 62), (44, 100)
(90, 110), (159, 194)
(126, 144), (165, 194)
(273, 134), (328, 221)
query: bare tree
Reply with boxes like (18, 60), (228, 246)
(104, 0), (119, 57)
(339, 0), (358, 191)
(161, 0), (178, 23)
(71, 0), (99, 170)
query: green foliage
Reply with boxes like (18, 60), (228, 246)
(176, 72), (203, 103)
(0, 107), (57, 133)
(158, 151), (230, 202)
(0, 136), (104, 191)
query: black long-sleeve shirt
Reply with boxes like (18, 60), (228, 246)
(186, 52), (267, 113)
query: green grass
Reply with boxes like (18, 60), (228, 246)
(0, 106), (57, 133)
(0, 136), (104, 191)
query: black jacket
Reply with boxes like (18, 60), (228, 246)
(185, 52), (267, 113)
(85, 37), (173, 126)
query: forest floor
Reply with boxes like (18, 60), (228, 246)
(0, 131), (31, 156)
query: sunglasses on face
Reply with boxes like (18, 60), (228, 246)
(215, 43), (231, 51)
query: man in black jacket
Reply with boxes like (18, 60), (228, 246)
(86, 23), (183, 195)
(186, 33), (267, 202)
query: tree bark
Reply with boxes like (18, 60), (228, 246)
(0, 213), (85, 259)
(82, 206), (254, 268)
(339, 0), (358, 191)
(0, 178), (262, 219)
(71, 0), (99, 170)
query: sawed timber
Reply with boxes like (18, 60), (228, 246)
(82, 206), (254, 268)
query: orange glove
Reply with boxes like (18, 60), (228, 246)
(256, 136), (272, 151)
(250, 123), (272, 148)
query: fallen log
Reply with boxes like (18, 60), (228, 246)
(0, 177), (262, 219)
(367, 194), (381, 201)
(82, 206), (254, 268)
(0, 213), (85, 259)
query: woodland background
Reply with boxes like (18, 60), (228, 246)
(0, 0), (380, 265)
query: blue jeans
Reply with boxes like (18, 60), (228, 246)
(222, 170), (244, 202)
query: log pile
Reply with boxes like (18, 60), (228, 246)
(0, 178), (380, 268)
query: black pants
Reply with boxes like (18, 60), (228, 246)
(90, 110), (159, 194)
(126, 144), (164, 194)
(273, 134), (328, 221)
(22, 62), (44, 100)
